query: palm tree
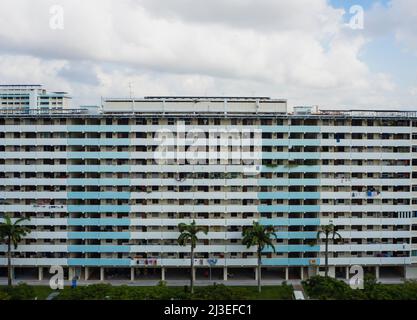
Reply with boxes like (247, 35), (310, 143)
(316, 223), (342, 278)
(242, 221), (277, 293)
(0, 214), (31, 286)
(177, 220), (208, 294)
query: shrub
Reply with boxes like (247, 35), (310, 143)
(365, 280), (417, 300)
(303, 275), (417, 300)
(3, 283), (36, 300)
(0, 291), (11, 300)
(302, 276), (365, 300)
(58, 283), (113, 300)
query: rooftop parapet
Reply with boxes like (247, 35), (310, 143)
(319, 109), (417, 118)
(0, 107), (89, 115)
(102, 96), (288, 114)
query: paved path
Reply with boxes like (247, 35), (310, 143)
(46, 292), (60, 300)
(1, 278), (300, 287)
(0, 277), (406, 287)
(292, 283), (307, 299)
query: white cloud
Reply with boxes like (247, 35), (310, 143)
(410, 86), (417, 96)
(0, 0), (413, 109)
(0, 55), (68, 89)
(367, 0), (417, 55)
(136, 0), (343, 35)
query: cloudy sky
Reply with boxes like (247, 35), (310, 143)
(0, 0), (416, 110)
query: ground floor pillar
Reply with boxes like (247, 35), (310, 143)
(9, 267), (15, 280)
(300, 267), (304, 280)
(84, 267), (89, 281)
(100, 267), (104, 281)
(192, 268), (196, 281)
(68, 267), (73, 281)
(130, 267), (135, 282)
(375, 266), (380, 280)
(345, 266), (350, 280)
(161, 267), (165, 281)
(285, 267), (289, 281)
(38, 267), (43, 281)
(223, 267), (227, 281)
(254, 267), (258, 281)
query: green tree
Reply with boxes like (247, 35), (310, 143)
(316, 224), (342, 277)
(0, 214), (31, 286)
(177, 220), (208, 294)
(242, 221), (277, 293)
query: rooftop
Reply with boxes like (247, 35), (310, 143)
(318, 109), (417, 118)
(0, 85), (415, 118)
(102, 96), (288, 114)
(143, 96), (276, 100)
(104, 96), (286, 103)
(0, 84), (42, 87)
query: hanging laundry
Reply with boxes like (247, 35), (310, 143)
(335, 133), (342, 143)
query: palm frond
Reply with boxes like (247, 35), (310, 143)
(14, 217), (30, 225)
(177, 220), (206, 247)
(333, 231), (342, 241)
(0, 214), (31, 249)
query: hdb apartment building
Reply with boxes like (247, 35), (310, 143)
(1, 84), (417, 282)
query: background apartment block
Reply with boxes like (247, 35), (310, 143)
(0, 85), (71, 114)
(1, 85), (417, 282)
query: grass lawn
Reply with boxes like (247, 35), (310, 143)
(31, 286), (54, 299)
(54, 284), (294, 300)
(238, 285), (294, 300)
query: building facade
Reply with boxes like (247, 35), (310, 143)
(1, 87), (417, 282)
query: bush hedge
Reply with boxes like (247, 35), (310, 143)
(56, 282), (293, 300)
(0, 282), (292, 300)
(0, 283), (36, 300)
(302, 275), (417, 300)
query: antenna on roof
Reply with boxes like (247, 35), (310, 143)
(128, 82), (135, 112)
(128, 82), (133, 99)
